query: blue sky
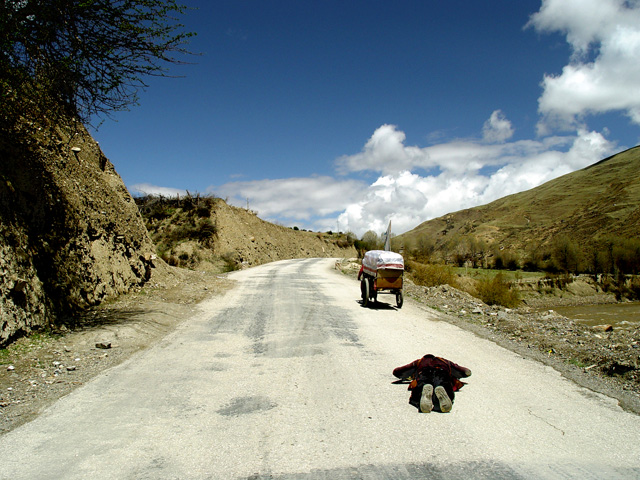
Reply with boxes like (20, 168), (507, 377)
(92, 0), (640, 236)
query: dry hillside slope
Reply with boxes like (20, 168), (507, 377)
(139, 196), (357, 270)
(400, 146), (640, 258)
(0, 117), (356, 348)
(212, 201), (356, 266)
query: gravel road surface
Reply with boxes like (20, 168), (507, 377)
(1, 258), (639, 479)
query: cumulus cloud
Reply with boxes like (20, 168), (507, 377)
(335, 115), (573, 178)
(137, 107), (617, 237)
(528, 0), (640, 132)
(335, 124), (616, 236)
(215, 113), (615, 237)
(483, 110), (514, 143)
(213, 176), (366, 223)
(335, 124), (428, 175)
(129, 183), (187, 197)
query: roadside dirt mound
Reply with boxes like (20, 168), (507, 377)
(211, 199), (355, 267)
(0, 120), (163, 346)
(139, 195), (357, 271)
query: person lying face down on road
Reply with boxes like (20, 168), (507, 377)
(393, 354), (471, 413)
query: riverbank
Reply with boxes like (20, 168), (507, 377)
(550, 302), (640, 331)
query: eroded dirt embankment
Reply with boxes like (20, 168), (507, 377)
(1, 120), (158, 347)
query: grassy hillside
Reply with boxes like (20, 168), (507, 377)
(398, 146), (640, 270)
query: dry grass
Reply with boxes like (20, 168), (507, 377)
(408, 262), (459, 288)
(473, 273), (520, 308)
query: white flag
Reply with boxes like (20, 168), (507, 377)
(384, 220), (391, 251)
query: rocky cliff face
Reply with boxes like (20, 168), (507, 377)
(0, 120), (159, 346)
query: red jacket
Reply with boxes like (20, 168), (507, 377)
(393, 354), (471, 392)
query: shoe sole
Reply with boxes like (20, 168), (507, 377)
(420, 384), (433, 413)
(435, 386), (452, 412)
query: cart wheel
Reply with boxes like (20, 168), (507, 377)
(361, 279), (370, 307)
(396, 292), (403, 309)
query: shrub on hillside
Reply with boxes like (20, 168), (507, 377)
(359, 230), (382, 252)
(629, 276), (640, 300)
(194, 219), (216, 244)
(409, 262), (459, 288)
(161, 218), (216, 246)
(522, 244), (546, 272)
(195, 205), (212, 218)
(336, 237), (351, 248)
(551, 236), (582, 273)
(506, 258), (519, 271)
(407, 236), (435, 264)
(139, 199), (175, 222)
(600, 273), (640, 301)
(161, 252), (179, 267)
(613, 238), (640, 275)
(522, 258), (541, 272)
(452, 252), (467, 268)
(475, 273), (520, 307)
(220, 252), (241, 272)
(492, 250), (519, 271)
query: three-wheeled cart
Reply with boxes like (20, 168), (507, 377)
(360, 250), (404, 308)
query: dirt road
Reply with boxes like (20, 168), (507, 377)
(1, 258), (639, 479)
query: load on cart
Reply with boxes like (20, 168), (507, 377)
(359, 250), (404, 308)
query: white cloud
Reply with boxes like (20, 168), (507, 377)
(209, 110), (616, 236)
(527, 0), (629, 54)
(335, 124), (429, 175)
(334, 114), (573, 178)
(212, 176), (366, 223)
(136, 109), (617, 238)
(129, 183), (187, 197)
(528, 0), (640, 132)
(335, 123), (616, 236)
(483, 110), (514, 143)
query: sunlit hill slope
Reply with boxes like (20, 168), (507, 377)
(398, 146), (640, 260)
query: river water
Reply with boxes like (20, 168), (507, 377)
(552, 302), (640, 331)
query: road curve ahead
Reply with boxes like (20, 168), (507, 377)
(1, 258), (639, 479)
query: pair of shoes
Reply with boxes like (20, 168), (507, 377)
(420, 384), (433, 413)
(435, 386), (452, 413)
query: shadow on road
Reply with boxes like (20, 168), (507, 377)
(357, 300), (399, 311)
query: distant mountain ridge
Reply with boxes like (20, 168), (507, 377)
(398, 146), (640, 258)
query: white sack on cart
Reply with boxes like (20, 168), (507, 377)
(362, 250), (404, 275)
